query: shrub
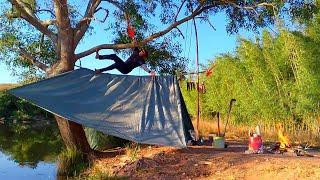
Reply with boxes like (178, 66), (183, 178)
(0, 90), (52, 121)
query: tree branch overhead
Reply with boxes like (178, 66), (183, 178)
(74, 0), (102, 46)
(75, 4), (212, 60)
(11, 0), (57, 44)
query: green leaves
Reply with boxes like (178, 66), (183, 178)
(287, 0), (319, 24)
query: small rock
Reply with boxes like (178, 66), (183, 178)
(194, 164), (198, 167)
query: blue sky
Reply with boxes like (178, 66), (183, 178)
(0, 2), (255, 83)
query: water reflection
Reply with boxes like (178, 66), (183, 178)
(0, 120), (64, 179)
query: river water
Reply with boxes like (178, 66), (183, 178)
(0, 120), (63, 180)
(0, 151), (56, 180)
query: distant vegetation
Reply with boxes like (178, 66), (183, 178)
(0, 85), (51, 121)
(0, 83), (17, 91)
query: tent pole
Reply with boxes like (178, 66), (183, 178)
(192, 13), (200, 141)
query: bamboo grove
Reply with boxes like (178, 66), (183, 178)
(181, 16), (320, 136)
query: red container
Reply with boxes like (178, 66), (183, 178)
(249, 136), (262, 150)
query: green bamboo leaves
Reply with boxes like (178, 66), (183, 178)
(181, 28), (320, 133)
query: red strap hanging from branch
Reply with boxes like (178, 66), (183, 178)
(127, 25), (135, 39)
(125, 13), (135, 40)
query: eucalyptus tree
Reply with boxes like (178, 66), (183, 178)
(0, 0), (307, 154)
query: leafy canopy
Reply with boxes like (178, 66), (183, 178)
(0, 0), (314, 79)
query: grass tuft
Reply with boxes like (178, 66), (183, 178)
(125, 143), (141, 162)
(86, 171), (129, 180)
(57, 147), (90, 177)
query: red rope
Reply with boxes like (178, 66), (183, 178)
(127, 25), (135, 39)
(125, 13), (135, 40)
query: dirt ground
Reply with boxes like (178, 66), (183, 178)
(87, 141), (320, 180)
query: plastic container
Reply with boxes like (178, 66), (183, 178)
(249, 136), (262, 150)
(213, 136), (225, 148)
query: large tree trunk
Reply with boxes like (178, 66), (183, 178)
(53, 61), (92, 153)
(51, 54), (92, 154)
(55, 116), (92, 153)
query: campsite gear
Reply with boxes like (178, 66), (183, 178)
(187, 81), (195, 91)
(189, 130), (196, 141)
(9, 68), (194, 148)
(255, 125), (261, 136)
(196, 82), (206, 94)
(246, 125), (263, 153)
(85, 127), (128, 150)
(187, 131), (203, 146)
(249, 129), (253, 137)
(213, 136), (225, 148)
(249, 135), (262, 151)
(186, 82), (190, 91)
(208, 134), (215, 142)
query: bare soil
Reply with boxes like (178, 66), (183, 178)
(87, 141), (320, 180)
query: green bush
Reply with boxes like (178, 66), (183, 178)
(0, 90), (16, 117)
(0, 90), (51, 121)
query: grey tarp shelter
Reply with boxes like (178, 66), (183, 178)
(9, 68), (193, 148)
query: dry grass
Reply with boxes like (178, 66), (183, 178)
(195, 118), (320, 146)
(0, 83), (17, 91)
(125, 143), (141, 162)
(82, 146), (174, 178)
